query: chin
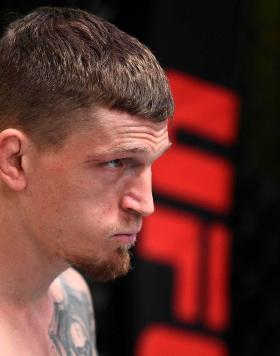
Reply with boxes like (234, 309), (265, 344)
(67, 247), (132, 282)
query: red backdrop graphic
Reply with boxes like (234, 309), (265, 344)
(135, 70), (239, 355)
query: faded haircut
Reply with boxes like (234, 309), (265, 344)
(0, 7), (174, 150)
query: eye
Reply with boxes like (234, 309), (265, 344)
(106, 159), (123, 168)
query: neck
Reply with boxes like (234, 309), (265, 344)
(0, 209), (68, 311)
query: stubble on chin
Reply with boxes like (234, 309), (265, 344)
(65, 247), (132, 282)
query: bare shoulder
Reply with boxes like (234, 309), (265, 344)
(49, 268), (98, 356)
(59, 267), (92, 296)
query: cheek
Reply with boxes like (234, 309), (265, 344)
(52, 188), (117, 234)
(23, 171), (69, 235)
(28, 167), (124, 235)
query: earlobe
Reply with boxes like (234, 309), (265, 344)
(0, 129), (28, 191)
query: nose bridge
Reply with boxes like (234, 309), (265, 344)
(135, 166), (154, 216)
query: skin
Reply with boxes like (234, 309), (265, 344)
(0, 106), (171, 355)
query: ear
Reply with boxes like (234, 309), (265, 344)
(0, 129), (29, 191)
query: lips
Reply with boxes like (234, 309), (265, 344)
(111, 233), (137, 246)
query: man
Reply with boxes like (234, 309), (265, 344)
(0, 6), (174, 355)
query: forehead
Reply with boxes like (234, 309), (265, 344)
(93, 107), (168, 133)
(81, 107), (170, 153)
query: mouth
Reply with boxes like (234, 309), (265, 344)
(111, 233), (138, 247)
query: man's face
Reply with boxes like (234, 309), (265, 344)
(23, 107), (171, 281)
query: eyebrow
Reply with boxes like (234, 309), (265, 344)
(85, 141), (172, 162)
(107, 141), (173, 156)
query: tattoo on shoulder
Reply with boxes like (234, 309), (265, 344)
(48, 277), (97, 356)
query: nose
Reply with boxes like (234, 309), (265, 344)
(121, 167), (155, 217)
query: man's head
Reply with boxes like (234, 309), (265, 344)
(0, 7), (174, 281)
(0, 6), (173, 150)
